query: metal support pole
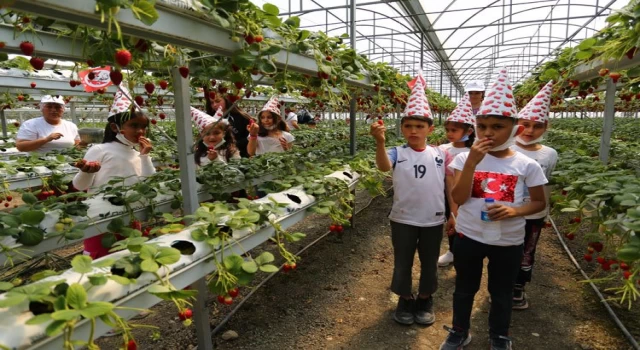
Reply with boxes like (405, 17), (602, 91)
(0, 109), (6, 138)
(171, 65), (213, 350)
(70, 102), (78, 125)
(349, 0), (356, 156)
(599, 78), (616, 164)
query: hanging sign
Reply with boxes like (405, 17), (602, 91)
(79, 66), (113, 92)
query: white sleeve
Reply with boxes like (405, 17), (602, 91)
(71, 123), (80, 141)
(546, 148), (558, 180)
(139, 154), (156, 176)
(448, 152), (468, 172)
(15, 121), (38, 140)
(72, 145), (103, 191)
(525, 161), (548, 188)
(284, 132), (295, 143)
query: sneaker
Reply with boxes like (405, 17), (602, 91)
(393, 296), (414, 325)
(438, 251), (454, 267)
(439, 325), (472, 350)
(414, 296), (435, 325)
(512, 285), (528, 310)
(490, 335), (513, 350)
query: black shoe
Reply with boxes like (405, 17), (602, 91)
(414, 296), (435, 325)
(490, 334), (513, 350)
(393, 296), (414, 325)
(512, 285), (528, 310)
(439, 325), (472, 350)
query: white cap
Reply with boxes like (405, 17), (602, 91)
(465, 81), (485, 92)
(40, 95), (65, 106)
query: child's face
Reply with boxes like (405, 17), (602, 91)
(517, 119), (547, 143)
(401, 119), (433, 147)
(259, 112), (276, 128)
(120, 116), (149, 143)
(475, 116), (515, 147)
(211, 97), (226, 112)
(469, 91), (484, 106)
(203, 126), (223, 146)
(445, 122), (468, 143)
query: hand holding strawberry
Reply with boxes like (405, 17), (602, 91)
(369, 121), (386, 143)
(279, 136), (289, 150)
(138, 136), (153, 155)
(207, 148), (218, 160)
(75, 159), (101, 173)
(247, 122), (259, 137)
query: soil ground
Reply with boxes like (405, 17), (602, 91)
(87, 184), (635, 350)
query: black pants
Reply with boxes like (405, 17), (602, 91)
(447, 234), (455, 253)
(452, 234), (523, 336)
(390, 221), (444, 296)
(516, 218), (545, 286)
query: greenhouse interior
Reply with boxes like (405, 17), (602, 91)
(0, 0), (639, 349)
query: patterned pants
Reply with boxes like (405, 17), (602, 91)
(516, 218), (546, 286)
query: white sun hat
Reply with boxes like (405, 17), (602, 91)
(464, 81), (485, 92)
(40, 95), (65, 106)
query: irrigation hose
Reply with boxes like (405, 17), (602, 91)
(549, 217), (640, 350)
(203, 185), (394, 342)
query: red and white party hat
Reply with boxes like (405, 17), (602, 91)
(446, 92), (475, 125)
(478, 68), (518, 118)
(261, 95), (281, 116)
(108, 85), (139, 117)
(191, 106), (224, 134)
(518, 80), (553, 123)
(403, 74), (432, 119)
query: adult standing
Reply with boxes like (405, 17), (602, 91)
(465, 80), (485, 115)
(211, 95), (253, 158)
(15, 95), (80, 153)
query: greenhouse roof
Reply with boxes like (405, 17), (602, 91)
(254, 0), (626, 100)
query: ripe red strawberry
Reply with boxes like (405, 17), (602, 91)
(596, 256), (605, 264)
(373, 85), (380, 92)
(29, 57), (44, 70)
(178, 66), (189, 78)
(609, 72), (621, 83)
(211, 79), (217, 87)
(584, 254), (593, 262)
(223, 296), (233, 305)
(218, 86), (228, 94)
(114, 49), (132, 67)
(19, 41), (34, 56)
(598, 68), (609, 77)
(593, 242), (604, 252)
(217, 295), (226, 304)
(178, 309), (193, 320)
(208, 91), (216, 100)
(336, 225), (344, 233)
(231, 64), (240, 72)
(244, 34), (255, 45)
(30, 82), (36, 88)
(110, 70), (123, 85)
(134, 95), (144, 106)
(326, 55), (333, 61)
(151, 119), (157, 125)
(86, 59), (95, 67)
(158, 80), (168, 90)
(69, 80), (78, 87)
(378, 120), (383, 125)
(625, 47), (637, 60)
(0, 42), (5, 49)
(254, 35), (264, 43)
(134, 39), (149, 53)
(566, 233), (575, 240)
(229, 288), (239, 298)
(13, 122), (20, 127)
(127, 340), (137, 350)
(17, 95), (24, 101)
(244, 89), (252, 98)
(4, 203), (8, 207)
(234, 81), (244, 89)
(6, 195), (12, 202)
(620, 262), (630, 271)
(283, 263), (293, 272)
(144, 82), (155, 94)
(623, 271), (632, 280)
(159, 113), (166, 120)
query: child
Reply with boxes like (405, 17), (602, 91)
(440, 68), (547, 350)
(371, 75), (451, 326)
(73, 87), (155, 259)
(247, 96), (294, 156)
(438, 93), (476, 267)
(191, 106), (240, 166)
(511, 81), (558, 310)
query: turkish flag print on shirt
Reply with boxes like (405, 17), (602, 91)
(471, 171), (518, 203)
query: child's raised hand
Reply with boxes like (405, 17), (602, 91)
(369, 122), (386, 143)
(487, 204), (517, 221)
(207, 149), (218, 160)
(467, 138), (493, 166)
(139, 136), (153, 155)
(247, 122), (259, 136)
(75, 159), (101, 173)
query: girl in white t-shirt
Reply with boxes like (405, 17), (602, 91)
(510, 82), (558, 310)
(73, 109), (155, 259)
(440, 70), (547, 350)
(247, 96), (294, 156)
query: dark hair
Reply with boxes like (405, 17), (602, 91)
(103, 110), (147, 143)
(476, 114), (516, 123)
(194, 122), (238, 165)
(444, 121), (476, 148)
(257, 111), (286, 137)
(401, 116), (434, 127)
(217, 95), (253, 122)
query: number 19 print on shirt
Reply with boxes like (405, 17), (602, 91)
(471, 171), (518, 202)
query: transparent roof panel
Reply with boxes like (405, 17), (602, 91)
(251, 0), (626, 99)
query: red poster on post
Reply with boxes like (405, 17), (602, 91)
(79, 66), (113, 92)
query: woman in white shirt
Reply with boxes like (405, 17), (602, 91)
(15, 95), (80, 153)
(247, 96), (294, 156)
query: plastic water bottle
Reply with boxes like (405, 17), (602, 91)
(481, 198), (501, 242)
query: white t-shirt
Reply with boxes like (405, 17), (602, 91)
(72, 142), (156, 194)
(512, 144), (558, 219)
(439, 143), (469, 158)
(449, 152), (548, 246)
(250, 132), (295, 155)
(285, 112), (298, 130)
(387, 145), (450, 227)
(199, 148), (241, 166)
(16, 117), (80, 153)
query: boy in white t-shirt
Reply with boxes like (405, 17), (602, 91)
(440, 69), (547, 350)
(371, 74), (452, 326)
(511, 81), (558, 310)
